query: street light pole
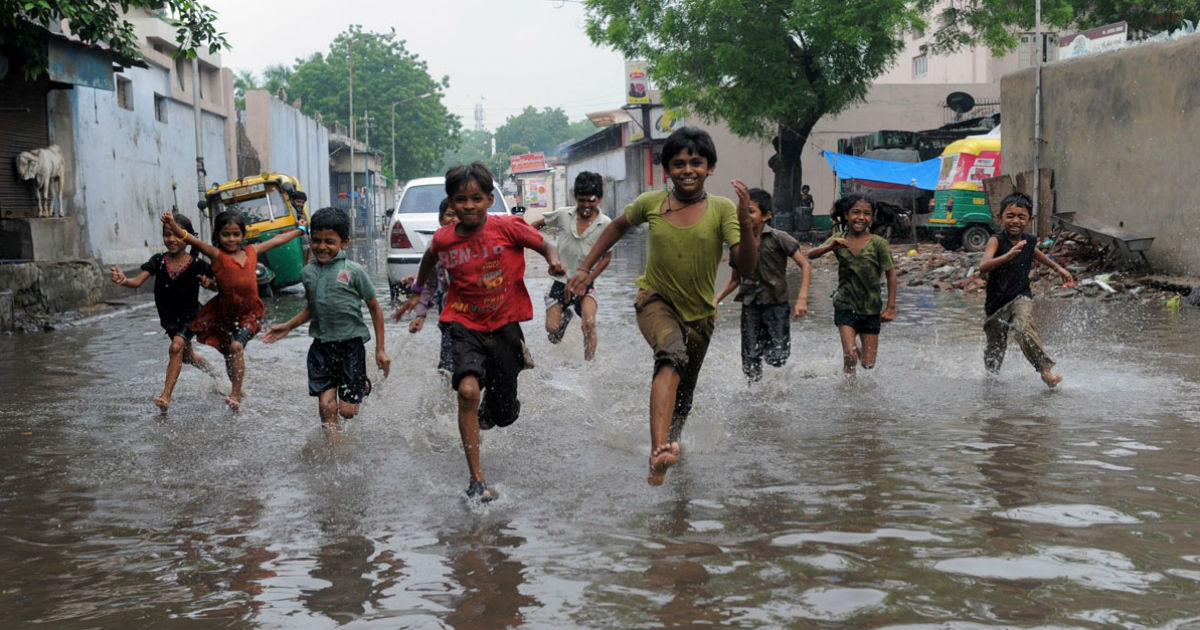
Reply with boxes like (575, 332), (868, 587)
(348, 37), (355, 227)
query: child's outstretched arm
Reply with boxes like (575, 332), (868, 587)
(881, 267), (898, 322)
(807, 237), (846, 260)
(567, 216), (630, 296)
(255, 218), (307, 255)
(714, 268), (740, 307)
(1034, 248), (1075, 286)
(791, 250), (812, 317)
(979, 235), (1014, 273)
(393, 249), (437, 321)
(263, 306), (310, 343)
(162, 212), (220, 259)
(110, 265), (151, 289)
(730, 179), (759, 276)
(365, 296), (391, 378)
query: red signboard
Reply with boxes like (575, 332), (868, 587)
(510, 152), (547, 174)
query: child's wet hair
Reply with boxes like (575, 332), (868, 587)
(573, 171), (604, 198)
(999, 192), (1033, 216)
(660, 126), (717, 168)
(309, 207), (350, 240)
(171, 213), (198, 237)
(437, 197), (452, 222)
(748, 188), (773, 215)
(211, 210), (247, 243)
(444, 162), (494, 197)
(830, 194), (876, 231)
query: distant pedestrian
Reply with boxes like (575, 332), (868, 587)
(568, 126), (759, 486)
(263, 207), (390, 439)
(798, 184), (814, 211)
(161, 209), (305, 410)
(715, 187), (812, 383)
(979, 192), (1074, 387)
(807, 195), (897, 377)
(527, 171), (612, 360)
(395, 162), (565, 503)
(110, 213), (216, 411)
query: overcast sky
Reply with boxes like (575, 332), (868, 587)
(202, 0), (628, 131)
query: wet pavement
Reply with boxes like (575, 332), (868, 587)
(4, 235), (1200, 629)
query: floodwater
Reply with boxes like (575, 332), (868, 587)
(4, 235), (1200, 630)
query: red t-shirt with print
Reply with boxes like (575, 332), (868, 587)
(429, 214), (544, 332)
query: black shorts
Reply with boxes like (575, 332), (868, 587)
(545, 280), (596, 317)
(834, 309), (882, 335)
(450, 321), (526, 428)
(163, 321), (197, 342)
(307, 338), (369, 403)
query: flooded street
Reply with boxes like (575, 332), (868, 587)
(4, 236), (1200, 629)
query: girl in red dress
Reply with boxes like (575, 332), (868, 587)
(162, 210), (305, 410)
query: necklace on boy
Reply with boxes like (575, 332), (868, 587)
(664, 191), (708, 215)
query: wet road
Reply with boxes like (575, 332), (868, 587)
(4, 236), (1200, 629)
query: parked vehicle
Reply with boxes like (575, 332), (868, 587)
(202, 173), (310, 294)
(927, 135), (1002, 251)
(386, 176), (512, 300)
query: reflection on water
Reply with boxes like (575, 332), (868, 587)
(4, 235), (1200, 628)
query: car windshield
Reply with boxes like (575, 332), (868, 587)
(211, 187), (289, 224)
(397, 184), (506, 214)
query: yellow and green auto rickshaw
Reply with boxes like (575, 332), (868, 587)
(202, 173), (309, 293)
(927, 135), (1002, 251)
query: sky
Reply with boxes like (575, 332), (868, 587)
(202, 0), (628, 131)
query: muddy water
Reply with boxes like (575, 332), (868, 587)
(4, 236), (1200, 629)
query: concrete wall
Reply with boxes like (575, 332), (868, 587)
(244, 90), (331, 209)
(1001, 34), (1200, 274)
(58, 59), (232, 267)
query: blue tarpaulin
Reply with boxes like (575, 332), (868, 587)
(821, 151), (941, 191)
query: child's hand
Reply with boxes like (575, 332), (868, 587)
(732, 179), (751, 219)
(547, 261), (567, 277)
(199, 275), (216, 290)
(1060, 269), (1075, 287)
(566, 270), (589, 297)
(409, 316), (425, 334)
(880, 305), (896, 322)
(830, 238), (848, 250)
(392, 294), (420, 321)
(713, 297), (721, 308)
(1008, 239), (1027, 257)
(792, 297), (808, 318)
(376, 347), (391, 378)
(262, 324), (290, 343)
(160, 212), (183, 238)
(110, 265), (126, 286)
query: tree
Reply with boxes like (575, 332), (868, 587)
(233, 69), (258, 111)
(2, 0), (227, 79)
(494, 106), (573, 156)
(586, 0), (927, 214)
(569, 118), (599, 143)
(926, 0), (1200, 54)
(286, 26), (459, 182)
(441, 129), (494, 170)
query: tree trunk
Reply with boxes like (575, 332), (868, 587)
(769, 122), (814, 215)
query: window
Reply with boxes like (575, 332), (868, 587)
(154, 94), (168, 123)
(116, 76), (133, 110)
(912, 54), (928, 77)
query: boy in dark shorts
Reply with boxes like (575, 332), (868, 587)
(715, 187), (812, 383)
(396, 162), (564, 503)
(264, 208), (390, 438)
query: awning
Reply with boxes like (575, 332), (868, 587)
(586, 108), (634, 127)
(821, 151), (941, 191)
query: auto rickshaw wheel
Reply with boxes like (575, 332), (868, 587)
(961, 225), (991, 252)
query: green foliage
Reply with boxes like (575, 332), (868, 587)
(2, 0), (227, 79)
(441, 129), (494, 170)
(925, 0), (1200, 54)
(569, 118), (599, 143)
(286, 26), (459, 182)
(494, 106), (574, 156)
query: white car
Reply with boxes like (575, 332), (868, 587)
(386, 176), (513, 299)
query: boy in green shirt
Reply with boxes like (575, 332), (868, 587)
(568, 126), (758, 486)
(807, 195), (897, 377)
(264, 208), (391, 438)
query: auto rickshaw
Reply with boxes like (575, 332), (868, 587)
(927, 135), (1002, 251)
(202, 172), (309, 293)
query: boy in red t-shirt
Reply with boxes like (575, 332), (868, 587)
(396, 162), (564, 503)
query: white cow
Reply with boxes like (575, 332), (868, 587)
(16, 144), (65, 217)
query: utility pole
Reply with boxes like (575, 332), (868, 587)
(364, 111), (372, 242)
(191, 58), (208, 241)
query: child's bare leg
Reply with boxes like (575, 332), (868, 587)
(581, 296), (598, 361)
(456, 375), (490, 496)
(338, 399), (360, 420)
(648, 364), (682, 486)
(838, 325), (860, 375)
(859, 334), (879, 369)
(183, 342), (217, 377)
(157, 336), (187, 410)
(545, 303), (564, 342)
(225, 341), (245, 410)
(317, 389), (342, 441)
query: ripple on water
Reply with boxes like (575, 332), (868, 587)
(994, 504), (1141, 527)
(933, 545), (1163, 593)
(773, 528), (952, 547)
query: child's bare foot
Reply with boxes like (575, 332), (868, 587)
(225, 395), (241, 411)
(1041, 369), (1062, 388)
(647, 442), (680, 486)
(154, 396), (170, 411)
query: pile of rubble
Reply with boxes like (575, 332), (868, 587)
(824, 228), (1200, 305)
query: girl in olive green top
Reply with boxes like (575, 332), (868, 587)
(568, 127), (758, 487)
(807, 195), (897, 377)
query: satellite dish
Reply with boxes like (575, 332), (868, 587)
(946, 92), (976, 114)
